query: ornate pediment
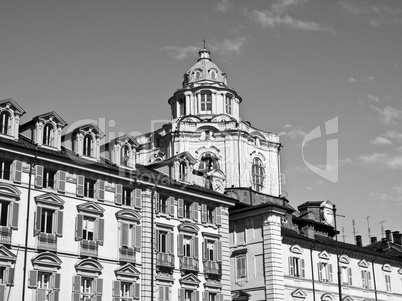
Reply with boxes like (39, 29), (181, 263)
(342, 296), (354, 301)
(290, 245), (303, 255)
(74, 123), (105, 138)
(115, 263), (140, 279)
(179, 273), (201, 287)
(339, 254), (350, 265)
(318, 250), (331, 260)
(115, 209), (141, 223)
(0, 98), (25, 115)
(31, 252), (62, 269)
(178, 222), (199, 234)
(321, 293), (335, 301)
(35, 193), (65, 208)
(0, 245), (16, 263)
(382, 263), (391, 272)
(76, 201), (105, 216)
(358, 259), (369, 268)
(34, 111), (67, 127)
(75, 258), (103, 274)
(232, 290), (251, 301)
(0, 183), (21, 199)
(291, 288), (307, 299)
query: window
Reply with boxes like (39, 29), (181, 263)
(83, 217), (95, 241)
(236, 255), (246, 278)
(179, 162), (187, 181)
(155, 229), (174, 268)
(158, 285), (170, 301)
(225, 95), (232, 115)
(0, 159), (12, 180)
(72, 259), (103, 301)
(385, 274), (392, 292)
(288, 257), (305, 278)
(201, 204), (221, 226)
(203, 239), (222, 275)
(361, 269), (372, 289)
(252, 158), (264, 192)
(40, 208), (55, 234)
(0, 111), (10, 135)
(43, 123), (54, 146)
(84, 179), (95, 198)
(197, 154), (219, 173)
(0, 198), (18, 231)
(317, 262), (333, 282)
(203, 292), (224, 301)
(341, 266), (352, 285)
(178, 289), (199, 301)
(121, 145), (130, 167)
(28, 270), (60, 301)
(43, 169), (55, 189)
(0, 202), (10, 227)
(200, 92), (212, 113)
(179, 98), (186, 116)
(195, 71), (201, 79)
(184, 202), (192, 219)
(178, 234), (198, 259)
(207, 206), (214, 224)
(177, 199), (199, 221)
(0, 265), (14, 286)
(83, 135), (93, 157)
(75, 214), (104, 245)
(183, 236), (191, 257)
(122, 187), (133, 207)
(159, 198), (168, 214)
(120, 222), (141, 249)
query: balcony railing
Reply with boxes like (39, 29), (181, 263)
(203, 260), (221, 275)
(156, 252), (175, 268)
(37, 233), (57, 251)
(179, 256), (199, 272)
(80, 240), (98, 257)
(119, 247), (135, 263)
(0, 226), (11, 244)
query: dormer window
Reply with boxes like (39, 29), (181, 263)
(0, 111), (11, 135)
(83, 134), (94, 157)
(200, 91), (212, 113)
(179, 162), (187, 181)
(198, 153), (219, 173)
(121, 145), (130, 167)
(42, 123), (54, 146)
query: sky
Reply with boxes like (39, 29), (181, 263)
(1, 0), (401, 245)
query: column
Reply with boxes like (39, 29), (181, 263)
(185, 94), (190, 115)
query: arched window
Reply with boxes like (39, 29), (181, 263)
(179, 162), (187, 181)
(252, 158), (264, 192)
(225, 95), (232, 115)
(200, 91), (212, 113)
(83, 135), (93, 157)
(198, 154), (219, 173)
(0, 111), (11, 135)
(42, 123), (54, 146)
(121, 145), (130, 167)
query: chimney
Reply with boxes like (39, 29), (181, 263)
(382, 238), (389, 251)
(356, 235), (362, 247)
(394, 233), (402, 245)
(370, 237), (377, 244)
(392, 231), (400, 244)
(385, 230), (392, 242)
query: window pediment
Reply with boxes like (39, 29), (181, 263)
(339, 254), (350, 265)
(74, 123), (105, 139)
(0, 98), (25, 115)
(358, 259), (369, 268)
(115, 209), (141, 223)
(321, 293), (335, 301)
(290, 245), (303, 255)
(250, 151), (266, 161)
(77, 201), (105, 216)
(318, 250), (330, 260)
(31, 252), (62, 270)
(0, 183), (21, 200)
(115, 134), (139, 148)
(382, 263), (391, 272)
(0, 245), (16, 263)
(179, 273), (201, 287)
(75, 258), (103, 275)
(178, 222), (199, 234)
(291, 288), (307, 299)
(34, 111), (67, 127)
(342, 297), (354, 301)
(115, 263), (140, 280)
(35, 193), (65, 209)
(232, 290), (251, 301)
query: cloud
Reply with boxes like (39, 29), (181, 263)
(369, 136), (393, 146)
(369, 184), (402, 203)
(370, 105), (402, 125)
(368, 94), (379, 102)
(358, 152), (402, 169)
(285, 128), (307, 140)
(244, 0), (331, 32)
(358, 152), (386, 166)
(209, 37), (247, 57)
(347, 76), (374, 83)
(160, 45), (198, 60)
(215, 0), (232, 13)
(385, 130), (402, 143)
(339, 1), (402, 27)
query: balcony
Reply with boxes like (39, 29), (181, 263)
(203, 260), (221, 275)
(80, 240), (98, 257)
(0, 226), (11, 244)
(119, 247), (135, 263)
(37, 233), (57, 251)
(156, 252), (175, 268)
(179, 256), (199, 272)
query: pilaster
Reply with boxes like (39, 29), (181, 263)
(219, 206), (231, 300)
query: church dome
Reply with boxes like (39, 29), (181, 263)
(182, 48), (228, 88)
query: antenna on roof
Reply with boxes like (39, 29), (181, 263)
(379, 220), (385, 239)
(203, 37), (206, 49)
(352, 219), (358, 244)
(367, 216), (371, 242)
(342, 227), (347, 242)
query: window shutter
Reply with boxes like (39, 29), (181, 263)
(217, 293), (224, 301)
(96, 295), (102, 301)
(121, 223), (129, 247)
(134, 283), (140, 299)
(169, 197), (175, 216)
(368, 271), (371, 289)
(361, 270), (365, 288)
(192, 202), (198, 222)
(215, 207), (222, 226)
(56, 210), (63, 236)
(35, 207), (42, 235)
(178, 234), (184, 256)
(52, 291), (60, 301)
(53, 273), (61, 290)
(57, 171), (66, 193)
(168, 231), (174, 254)
(75, 214), (84, 240)
(76, 175), (85, 197)
(72, 275), (81, 292)
(96, 278), (103, 295)
(154, 192), (160, 213)
(134, 188), (142, 209)
(37, 288), (47, 300)
(72, 293), (80, 301)
(28, 270), (38, 288)
(6, 267), (14, 286)
(12, 160), (22, 183)
(203, 292), (209, 301)
(112, 280), (121, 297)
(0, 285), (5, 301)
(202, 242), (206, 262)
(201, 204), (207, 223)
(96, 218), (105, 245)
(35, 165), (44, 188)
(155, 229), (160, 251)
(192, 290), (199, 301)
(97, 180), (105, 201)
(288, 257), (294, 276)
(178, 198), (184, 218)
(179, 288), (185, 301)
(329, 264), (333, 282)
(318, 263), (323, 281)
(115, 184), (122, 205)
(134, 225), (142, 249)
(193, 236), (199, 259)
(10, 202), (19, 229)
(216, 240), (222, 262)
(301, 259), (305, 278)
(348, 267), (352, 285)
